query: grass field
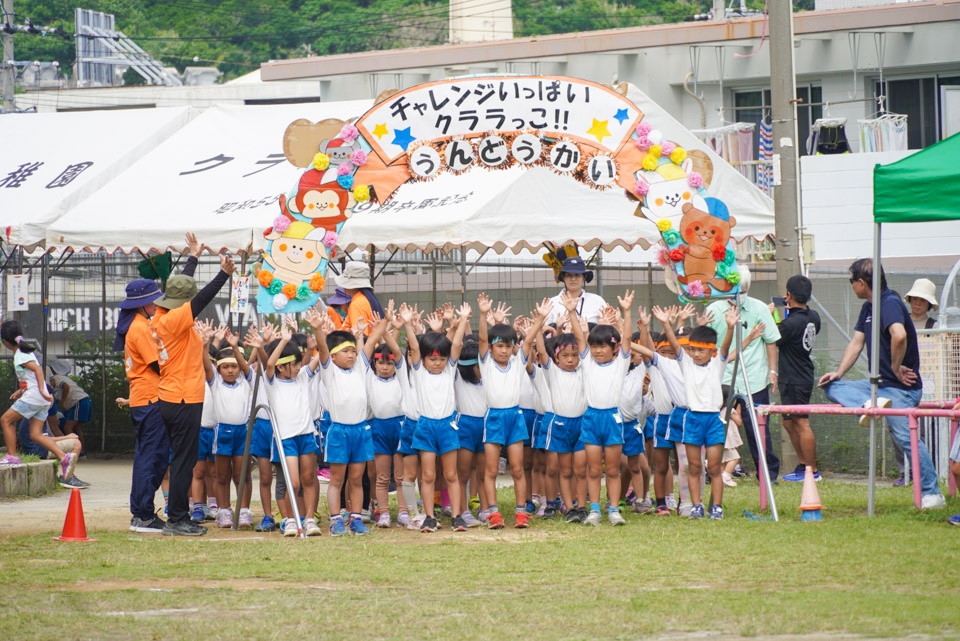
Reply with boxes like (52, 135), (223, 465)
(2, 479), (958, 641)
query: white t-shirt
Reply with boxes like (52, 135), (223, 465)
(364, 353), (405, 419)
(454, 371), (487, 417)
(264, 366), (316, 440)
(320, 358), (369, 425)
(200, 381), (217, 428)
(518, 363), (535, 410)
(648, 354), (686, 412)
(50, 374), (88, 409)
(676, 350), (727, 412)
(543, 361), (587, 418)
(638, 394), (656, 423)
(479, 351), (526, 409)
(397, 362), (419, 420)
(545, 289), (607, 325)
(530, 365), (554, 415)
(208, 369), (253, 425)
(581, 348), (631, 409)
(619, 365), (646, 422)
(410, 358), (457, 419)
(14, 351), (48, 406)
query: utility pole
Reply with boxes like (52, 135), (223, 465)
(768, 0), (802, 473)
(2, 0), (14, 113)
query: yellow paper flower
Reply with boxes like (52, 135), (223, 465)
(353, 185), (370, 202)
(642, 154), (659, 171)
(648, 144), (662, 158)
(656, 218), (672, 232)
(312, 152), (330, 171)
(670, 147), (687, 164)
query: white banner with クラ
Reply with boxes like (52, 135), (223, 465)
(357, 76), (641, 162)
(6, 274), (28, 312)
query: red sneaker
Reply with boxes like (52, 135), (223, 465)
(514, 512), (530, 529)
(487, 511), (504, 529)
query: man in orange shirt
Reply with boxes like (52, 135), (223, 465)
(153, 253), (234, 536)
(326, 287), (351, 330)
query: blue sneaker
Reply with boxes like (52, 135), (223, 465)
(812, 470), (822, 482)
(256, 515), (277, 532)
(948, 512), (960, 526)
(191, 505), (205, 522)
(329, 517), (347, 536)
(782, 465), (805, 482)
(525, 501), (535, 514)
(349, 516), (370, 535)
(709, 504), (724, 520)
(689, 503), (705, 519)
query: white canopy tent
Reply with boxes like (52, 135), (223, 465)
(0, 107), (196, 250)
(336, 83), (775, 254)
(47, 101), (372, 254)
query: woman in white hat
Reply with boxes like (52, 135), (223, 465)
(336, 261), (385, 337)
(904, 278), (938, 330)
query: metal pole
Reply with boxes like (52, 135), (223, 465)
(100, 254), (107, 452)
(1, 0), (15, 113)
(431, 253), (437, 310)
(460, 247), (466, 306)
(596, 249), (603, 299)
(867, 223), (882, 516)
(234, 346), (260, 532)
(40, 254), (48, 377)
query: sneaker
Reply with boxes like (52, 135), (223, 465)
(678, 501), (693, 518)
(732, 465), (750, 478)
(565, 508), (582, 523)
(689, 503), (705, 519)
(633, 498), (654, 514)
(130, 515), (165, 533)
(239, 508), (254, 528)
(921, 493), (947, 510)
(893, 473), (906, 486)
(408, 514), (426, 531)
(350, 516), (370, 535)
(329, 517), (346, 536)
(813, 470), (822, 482)
(722, 472), (738, 487)
(654, 504), (670, 516)
(583, 511), (602, 526)
(452, 515), (468, 532)
(525, 501), (535, 514)
(304, 518), (322, 536)
(59, 475), (88, 489)
(608, 510), (626, 526)
(709, 504), (724, 520)
(59, 453), (77, 481)
(478, 508), (492, 522)
(284, 518), (300, 537)
(461, 511), (482, 528)
(376, 512), (391, 528)
(420, 516), (438, 533)
(948, 512), (960, 526)
(162, 519), (207, 536)
(440, 505), (453, 518)
(317, 467), (331, 481)
(360, 508), (373, 523)
(256, 515), (277, 532)
(782, 465), (805, 483)
(191, 505), (205, 522)
(536, 502), (546, 518)
(397, 511), (410, 528)
(514, 512), (530, 529)
(543, 505), (557, 519)
(0, 454), (22, 465)
(859, 397), (892, 427)
(665, 496), (678, 511)
(577, 506), (589, 523)
(216, 508), (234, 528)
(531, 494), (542, 510)
(487, 511), (505, 530)
(202, 504), (216, 521)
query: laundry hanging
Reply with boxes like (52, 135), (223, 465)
(858, 113), (908, 152)
(809, 118), (851, 155)
(692, 122), (755, 178)
(757, 120), (774, 196)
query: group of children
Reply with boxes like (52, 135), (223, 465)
(186, 285), (759, 536)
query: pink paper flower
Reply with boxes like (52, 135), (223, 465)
(687, 280), (705, 297)
(660, 141), (676, 157)
(323, 231), (338, 248)
(636, 122), (652, 137)
(688, 172), (703, 188)
(635, 136), (651, 151)
(338, 123), (359, 142)
(337, 162), (354, 177)
(273, 215), (291, 232)
(633, 178), (649, 197)
(349, 149), (367, 167)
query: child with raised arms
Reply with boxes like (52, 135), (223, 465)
(476, 294), (548, 529)
(529, 321), (559, 518)
(454, 339), (487, 527)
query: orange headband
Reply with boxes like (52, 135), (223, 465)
(678, 336), (690, 346)
(688, 341), (717, 349)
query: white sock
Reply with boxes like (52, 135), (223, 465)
(402, 482), (420, 517)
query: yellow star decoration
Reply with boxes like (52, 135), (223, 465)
(586, 118), (611, 143)
(372, 123), (389, 139)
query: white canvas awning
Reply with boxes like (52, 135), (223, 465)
(0, 107), (196, 250)
(46, 101), (372, 255)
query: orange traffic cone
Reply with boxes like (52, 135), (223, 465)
(797, 466), (824, 522)
(54, 488), (95, 542)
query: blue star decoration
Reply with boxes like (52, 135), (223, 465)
(613, 108), (630, 125)
(391, 127), (416, 151)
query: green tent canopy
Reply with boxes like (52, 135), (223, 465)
(873, 131), (960, 223)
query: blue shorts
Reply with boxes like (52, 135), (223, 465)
(318, 412), (331, 439)
(324, 420), (374, 465)
(580, 406), (625, 448)
(412, 413), (460, 455)
(456, 413), (485, 453)
(65, 397), (92, 423)
(312, 420), (323, 452)
(371, 415), (403, 455)
(251, 418), (273, 458)
(198, 426), (215, 461)
(399, 417), (418, 456)
(535, 412), (554, 450)
(483, 406), (528, 446)
(653, 413), (674, 449)
(521, 408), (537, 446)
(666, 407), (688, 443)
(644, 416), (655, 440)
(622, 419), (646, 456)
(546, 414), (584, 453)
(213, 422), (247, 457)
(271, 432), (319, 461)
(680, 411), (725, 447)
(12, 399), (50, 422)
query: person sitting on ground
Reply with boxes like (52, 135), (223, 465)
(49, 370), (92, 457)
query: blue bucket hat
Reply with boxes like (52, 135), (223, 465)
(327, 287), (352, 306)
(118, 279), (163, 310)
(558, 256), (594, 284)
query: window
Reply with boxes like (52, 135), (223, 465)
(875, 75), (960, 148)
(731, 86), (822, 156)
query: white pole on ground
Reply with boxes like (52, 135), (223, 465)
(868, 223), (882, 516)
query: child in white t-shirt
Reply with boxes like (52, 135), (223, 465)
(453, 339), (487, 527)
